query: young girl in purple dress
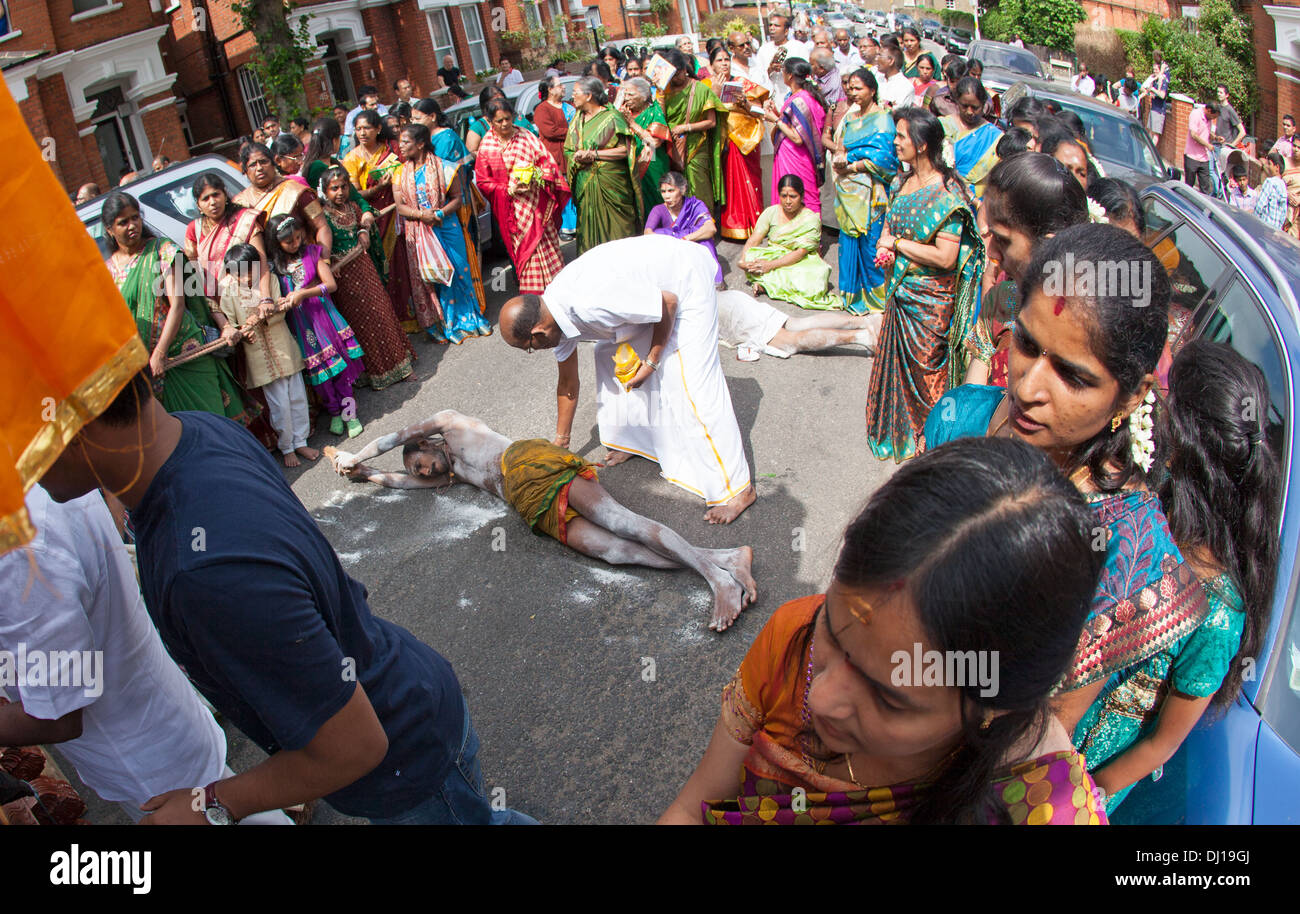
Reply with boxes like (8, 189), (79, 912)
(266, 214), (366, 438)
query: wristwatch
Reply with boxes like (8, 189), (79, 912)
(203, 782), (238, 825)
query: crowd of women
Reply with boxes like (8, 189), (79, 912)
(94, 16), (1285, 825)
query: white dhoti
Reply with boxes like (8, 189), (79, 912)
(545, 236), (752, 506)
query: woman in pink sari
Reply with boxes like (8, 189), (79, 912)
(763, 58), (829, 215)
(473, 96), (570, 294)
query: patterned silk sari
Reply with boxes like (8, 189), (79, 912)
(866, 178), (984, 462)
(185, 208), (264, 298)
(922, 384), (1215, 815)
(704, 596), (1108, 825)
(835, 107), (898, 313)
(772, 89), (826, 214)
(711, 77), (768, 240)
(394, 155), (491, 344)
(110, 238), (253, 424)
(564, 105), (640, 254)
(944, 117), (1002, 202)
(633, 100), (673, 216)
(343, 144), (402, 261)
(662, 79), (728, 213)
(474, 127), (569, 294)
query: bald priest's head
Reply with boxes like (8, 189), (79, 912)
(499, 294), (564, 352)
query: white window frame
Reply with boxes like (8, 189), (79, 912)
(523, 1), (543, 30)
(237, 66), (271, 130)
(71, 0), (117, 17)
(547, 0), (568, 43)
(426, 9), (457, 68)
(460, 6), (491, 75)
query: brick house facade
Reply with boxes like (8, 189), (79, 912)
(6, 0), (716, 194)
(1, 0), (190, 192)
(1248, 0), (1300, 147)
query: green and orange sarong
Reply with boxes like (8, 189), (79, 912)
(500, 439), (599, 544)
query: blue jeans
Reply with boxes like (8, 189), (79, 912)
(368, 697), (538, 825)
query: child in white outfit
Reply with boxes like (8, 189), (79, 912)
(217, 244), (317, 467)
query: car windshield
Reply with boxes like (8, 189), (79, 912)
(135, 172), (247, 228)
(978, 47), (1042, 77)
(951, 29), (971, 38)
(1054, 100), (1166, 176)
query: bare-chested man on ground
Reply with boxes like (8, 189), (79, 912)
(327, 409), (758, 631)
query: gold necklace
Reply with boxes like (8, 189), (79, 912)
(845, 753), (866, 788)
(989, 395), (1011, 437)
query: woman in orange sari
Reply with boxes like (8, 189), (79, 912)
(704, 44), (768, 240)
(474, 96), (570, 294)
(661, 437), (1109, 825)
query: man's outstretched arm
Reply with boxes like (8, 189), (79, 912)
(335, 409), (465, 469)
(324, 447), (450, 489)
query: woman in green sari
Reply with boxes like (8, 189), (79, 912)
(564, 76), (640, 254)
(101, 192), (255, 424)
(736, 174), (842, 310)
(617, 76), (672, 217)
(660, 48), (728, 217)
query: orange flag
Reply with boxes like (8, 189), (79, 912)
(0, 80), (147, 554)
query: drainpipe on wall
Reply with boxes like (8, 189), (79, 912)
(194, 0), (239, 142)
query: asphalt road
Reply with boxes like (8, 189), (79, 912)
(68, 171), (900, 829)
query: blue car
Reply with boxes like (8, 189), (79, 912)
(1110, 181), (1300, 824)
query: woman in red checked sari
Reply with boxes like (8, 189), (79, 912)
(474, 96), (569, 294)
(661, 437), (1109, 825)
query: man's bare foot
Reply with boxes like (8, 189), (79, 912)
(295, 446), (320, 461)
(283, 452), (301, 467)
(604, 449), (635, 467)
(704, 484), (756, 525)
(711, 545), (757, 607)
(708, 574), (746, 633)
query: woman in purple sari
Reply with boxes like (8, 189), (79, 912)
(642, 171), (722, 284)
(762, 58), (829, 215)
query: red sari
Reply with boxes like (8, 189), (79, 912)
(474, 128), (570, 294)
(715, 77), (767, 241)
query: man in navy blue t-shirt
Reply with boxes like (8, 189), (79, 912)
(41, 373), (535, 825)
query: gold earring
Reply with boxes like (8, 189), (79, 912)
(1110, 412), (1124, 433)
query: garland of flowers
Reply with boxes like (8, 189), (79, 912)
(1129, 389), (1156, 473)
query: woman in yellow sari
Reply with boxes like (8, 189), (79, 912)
(703, 45), (768, 241)
(344, 111), (403, 265)
(564, 76), (640, 255)
(234, 141), (332, 252)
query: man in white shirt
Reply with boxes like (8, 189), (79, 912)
(833, 28), (864, 75)
(497, 56), (524, 88)
(498, 236), (757, 525)
(875, 43), (915, 111)
(0, 486), (290, 824)
(753, 11), (811, 104)
(1072, 63), (1095, 98)
(343, 86), (388, 139)
(728, 31), (757, 79)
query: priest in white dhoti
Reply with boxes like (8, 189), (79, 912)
(499, 235), (757, 524)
